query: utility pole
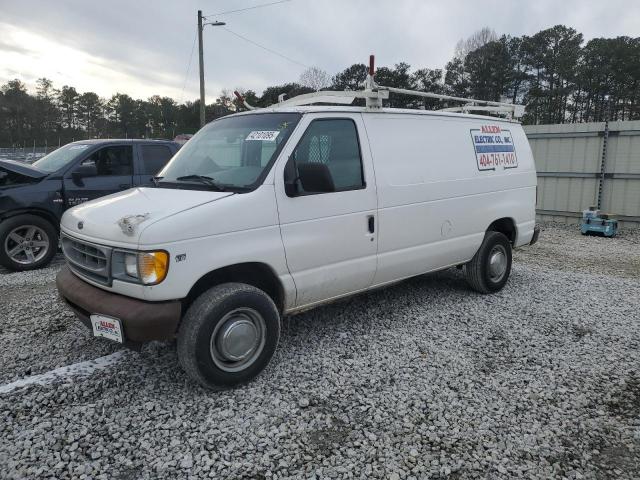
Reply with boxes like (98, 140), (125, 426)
(596, 96), (611, 210)
(197, 11), (226, 129)
(198, 10), (206, 128)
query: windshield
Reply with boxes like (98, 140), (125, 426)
(158, 113), (301, 191)
(32, 143), (90, 173)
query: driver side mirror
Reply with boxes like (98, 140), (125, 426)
(72, 163), (97, 183)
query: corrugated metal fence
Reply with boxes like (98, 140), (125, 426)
(524, 120), (640, 228)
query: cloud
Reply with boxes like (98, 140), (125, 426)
(0, 0), (638, 102)
(0, 22), (188, 99)
(0, 38), (34, 56)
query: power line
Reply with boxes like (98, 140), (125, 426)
(204, 0), (293, 18)
(221, 26), (310, 69)
(178, 32), (197, 103)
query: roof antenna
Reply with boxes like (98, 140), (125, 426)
(234, 90), (256, 111)
(364, 55), (382, 109)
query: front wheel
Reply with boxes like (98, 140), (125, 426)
(464, 231), (512, 294)
(177, 283), (281, 390)
(0, 214), (58, 271)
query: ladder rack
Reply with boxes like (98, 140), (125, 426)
(233, 56), (525, 119)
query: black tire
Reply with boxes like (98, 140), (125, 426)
(177, 283), (281, 390)
(464, 231), (512, 294)
(0, 214), (58, 271)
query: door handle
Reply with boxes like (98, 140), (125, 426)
(367, 215), (375, 234)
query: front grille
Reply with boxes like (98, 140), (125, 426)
(61, 234), (112, 285)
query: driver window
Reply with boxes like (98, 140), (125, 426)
(288, 118), (365, 193)
(80, 146), (133, 176)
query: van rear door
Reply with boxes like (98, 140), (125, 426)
(274, 113), (378, 307)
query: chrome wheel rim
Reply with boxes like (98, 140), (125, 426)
(4, 225), (50, 265)
(488, 245), (508, 283)
(210, 307), (266, 372)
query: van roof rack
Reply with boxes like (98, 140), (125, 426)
(234, 55), (525, 120)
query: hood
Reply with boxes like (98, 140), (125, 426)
(0, 159), (47, 179)
(61, 187), (234, 245)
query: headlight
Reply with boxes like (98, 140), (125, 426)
(124, 253), (138, 277)
(114, 250), (169, 285)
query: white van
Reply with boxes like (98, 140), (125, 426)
(56, 77), (539, 389)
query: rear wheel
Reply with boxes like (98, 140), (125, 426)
(177, 283), (280, 390)
(0, 214), (58, 271)
(464, 231), (512, 294)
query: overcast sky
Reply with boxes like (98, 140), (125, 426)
(1, 0), (638, 103)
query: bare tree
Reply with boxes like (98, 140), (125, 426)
(298, 67), (330, 91)
(454, 27), (498, 60)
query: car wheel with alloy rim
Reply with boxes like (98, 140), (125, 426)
(0, 214), (58, 271)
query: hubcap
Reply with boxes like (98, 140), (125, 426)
(210, 308), (266, 372)
(488, 245), (508, 282)
(4, 225), (50, 265)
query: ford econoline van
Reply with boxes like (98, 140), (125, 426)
(56, 79), (539, 389)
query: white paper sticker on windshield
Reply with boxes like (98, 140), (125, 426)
(246, 131), (280, 142)
(69, 145), (90, 150)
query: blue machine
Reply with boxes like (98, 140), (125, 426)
(580, 207), (618, 237)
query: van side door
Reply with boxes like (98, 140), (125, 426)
(135, 143), (176, 186)
(274, 113), (378, 307)
(63, 144), (134, 207)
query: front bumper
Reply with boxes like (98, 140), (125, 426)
(56, 265), (182, 344)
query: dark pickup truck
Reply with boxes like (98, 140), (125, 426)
(0, 139), (180, 271)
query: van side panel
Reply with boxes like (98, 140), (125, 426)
(362, 113), (536, 285)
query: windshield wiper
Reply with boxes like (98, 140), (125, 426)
(174, 175), (227, 191)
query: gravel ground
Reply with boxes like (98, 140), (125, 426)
(1, 224), (639, 479)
